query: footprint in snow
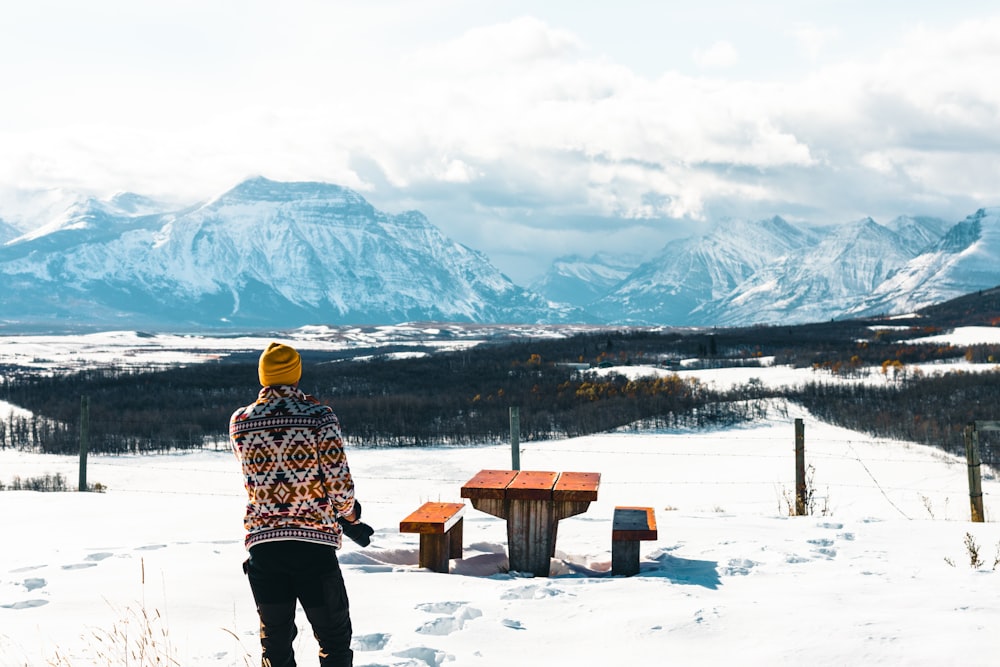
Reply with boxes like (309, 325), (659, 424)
(499, 584), (564, 600)
(722, 558), (755, 576)
(501, 618), (525, 630)
(9, 564), (46, 574)
(414, 603), (482, 636)
(0, 577), (49, 610)
(391, 646), (449, 666)
(351, 632), (390, 652)
(415, 601), (466, 615)
(1, 599), (48, 609)
(416, 616), (462, 636)
(807, 537), (837, 558)
(22, 577), (46, 591)
(85, 552), (114, 562)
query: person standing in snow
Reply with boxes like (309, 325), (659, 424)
(230, 341), (373, 667)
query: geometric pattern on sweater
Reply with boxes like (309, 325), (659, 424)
(230, 385), (356, 550)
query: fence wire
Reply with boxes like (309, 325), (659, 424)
(3, 433), (994, 514)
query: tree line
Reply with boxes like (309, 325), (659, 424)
(788, 370), (1000, 465)
(1, 327), (999, 464)
(0, 335), (759, 453)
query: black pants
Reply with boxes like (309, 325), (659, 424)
(245, 541), (353, 667)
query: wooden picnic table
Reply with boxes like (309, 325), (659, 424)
(460, 469), (600, 576)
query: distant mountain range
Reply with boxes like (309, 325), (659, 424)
(1, 177), (998, 331)
(532, 210), (998, 326)
(0, 178), (569, 330)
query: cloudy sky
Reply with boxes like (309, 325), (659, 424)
(3, 1), (1000, 283)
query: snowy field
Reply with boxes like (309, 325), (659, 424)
(2, 326), (1000, 666)
(0, 324), (603, 374)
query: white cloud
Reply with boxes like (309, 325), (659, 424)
(693, 40), (740, 69)
(789, 23), (840, 61)
(407, 16), (584, 71)
(860, 152), (897, 175)
(3, 3), (1000, 282)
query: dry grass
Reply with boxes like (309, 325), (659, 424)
(45, 602), (180, 666)
(0, 557), (256, 666)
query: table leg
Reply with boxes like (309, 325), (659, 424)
(506, 499), (556, 577)
(469, 497), (595, 577)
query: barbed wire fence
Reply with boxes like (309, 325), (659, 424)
(3, 421), (994, 524)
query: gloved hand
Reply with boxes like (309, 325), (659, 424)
(340, 520), (374, 547)
(337, 500), (374, 547)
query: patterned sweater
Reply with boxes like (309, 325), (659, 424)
(230, 385), (356, 549)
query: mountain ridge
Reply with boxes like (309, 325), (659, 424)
(1, 177), (999, 330)
(0, 177), (575, 329)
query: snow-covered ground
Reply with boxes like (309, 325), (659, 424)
(912, 325), (1000, 346)
(0, 323), (602, 375)
(1, 327), (1000, 666)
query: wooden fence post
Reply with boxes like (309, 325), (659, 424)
(965, 422), (985, 522)
(79, 395), (89, 492)
(795, 418), (806, 516)
(510, 406), (520, 471)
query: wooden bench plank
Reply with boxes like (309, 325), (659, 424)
(399, 502), (466, 534)
(612, 506), (658, 541)
(400, 502), (467, 573)
(460, 469), (519, 500)
(506, 470), (558, 500)
(553, 471), (600, 502)
(612, 506), (657, 576)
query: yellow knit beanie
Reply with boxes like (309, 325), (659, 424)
(258, 342), (302, 387)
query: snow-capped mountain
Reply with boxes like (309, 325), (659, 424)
(0, 185), (93, 235)
(882, 215), (953, 253)
(585, 210), (997, 326)
(692, 217), (924, 326)
(1, 176), (998, 330)
(0, 177), (569, 329)
(586, 216), (819, 324)
(846, 208), (1000, 317)
(529, 252), (643, 307)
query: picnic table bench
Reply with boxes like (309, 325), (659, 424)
(460, 469), (600, 576)
(399, 501), (466, 573)
(611, 506), (657, 576)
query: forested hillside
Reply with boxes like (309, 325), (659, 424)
(0, 333), (765, 453)
(4, 303), (1000, 466)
